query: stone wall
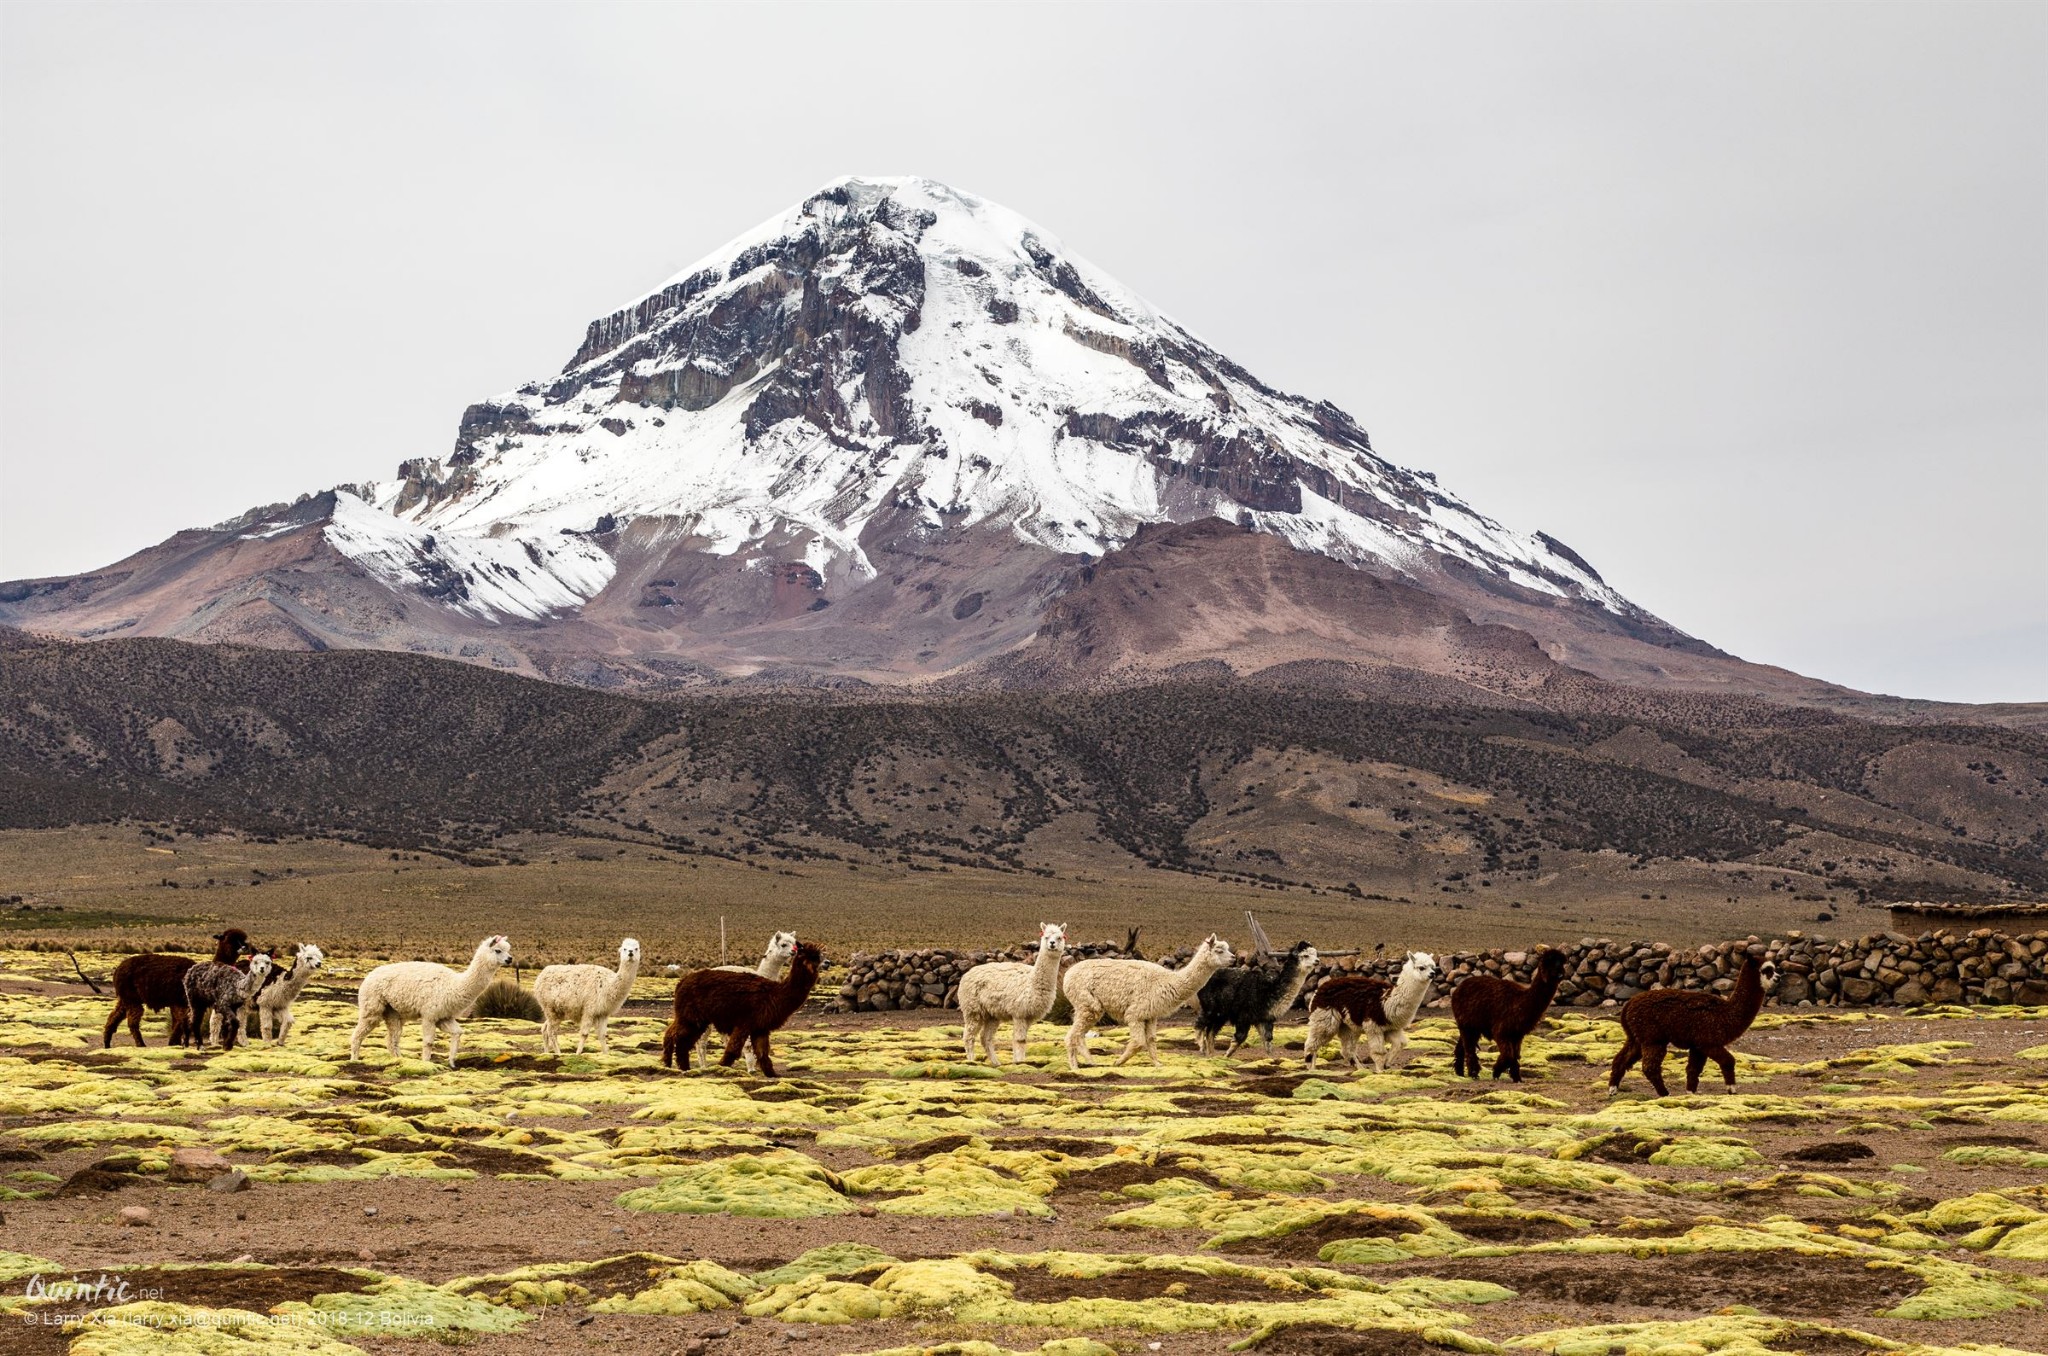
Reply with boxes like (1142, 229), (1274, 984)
(830, 928), (2048, 1014)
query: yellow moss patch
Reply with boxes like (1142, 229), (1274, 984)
(64, 1301), (371, 1354)
(614, 1149), (854, 1217)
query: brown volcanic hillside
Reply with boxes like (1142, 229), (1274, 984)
(3, 629), (2042, 920)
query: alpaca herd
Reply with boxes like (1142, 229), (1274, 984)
(88, 923), (1784, 1096)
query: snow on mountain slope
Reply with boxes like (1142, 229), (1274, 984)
(329, 176), (1636, 623)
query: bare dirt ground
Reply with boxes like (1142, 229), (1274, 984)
(4, 943), (2047, 1356)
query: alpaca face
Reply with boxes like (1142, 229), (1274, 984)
(296, 944), (325, 974)
(247, 954), (274, 983)
(1536, 950), (1566, 979)
(766, 931), (798, 962)
(793, 941), (823, 968)
(1406, 952), (1442, 984)
(1759, 960), (1781, 994)
(1294, 944), (1319, 970)
(484, 935), (513, 966)
(1039, 923), (1068, 953)
(1203, 934), (1235, 965)
(619, 938), (642, 965)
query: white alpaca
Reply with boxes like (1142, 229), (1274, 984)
(959, 923), (1067, 1065)
(1306, 952), (1442, 1072)
(255, 944), (324, 1045)
(698, 931), (796, 1072)
(1061, 934), (1236, 1070)
(350, 935), (512, 1067)
(534, 938), (641, 1054)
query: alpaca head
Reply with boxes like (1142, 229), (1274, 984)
(247, 953), (274, 984)
(765, 931), (798, 964)
(1404, 952), (1442, 985)
(294, 943), (325, 975)
(792, 940), (823, 971)
(619, 938), (642, 967)
(214, 928), (255, 957)
(1289, 942), (1319, 971)
(479, 935), (513, 967)
(1199, 934), (1235, 966)
(1758, 957), (1781, 995)
(1535, 949), (1567, 980)
(1037, 923), (1068, 955)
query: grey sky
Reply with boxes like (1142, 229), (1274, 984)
(2, 1), (2041, 702)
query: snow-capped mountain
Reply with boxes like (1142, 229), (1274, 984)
(6, 176), (1781, 697)
(323, 176), (1627, 623)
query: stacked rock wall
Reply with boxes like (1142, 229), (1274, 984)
(830, 928), (2048, 1013)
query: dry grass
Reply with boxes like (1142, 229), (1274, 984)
(0, 822), (1900, 971)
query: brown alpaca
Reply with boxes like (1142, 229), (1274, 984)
(662, 940), (822, 1077)
(102, 928), (253, 1048)
(1302, 973), (1390, 1069)
(1608, 953), (1780, 1097)
(1452, 949), (1568, 1082)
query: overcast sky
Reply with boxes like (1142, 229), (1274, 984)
(2, 1), (2041, 702)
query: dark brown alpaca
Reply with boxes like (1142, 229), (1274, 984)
(1608, 953), (1780, 1097)
(1310, 973), (1392, 1026)
(662, 940), (822, 1077)
(102, 928), (253, 1048)
(1452, 948), (1568, 1081)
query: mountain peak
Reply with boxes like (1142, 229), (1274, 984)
(336, 176), (1631, 630)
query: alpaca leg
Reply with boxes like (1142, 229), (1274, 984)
(1065, 1009), (1096, 1070)
(1230, 1022), (1253, 1057)
(574, 1018), (592, 1055)
(1113, 1021), (1147, 1066)
(540, 1015), (559, 1055)
(1304, 1011), (1332, 1069)
(259, 1006), (274, 1044)
(661, 1020), (679, 1067)
(219, 1007), (239, 1053)
(104, 1001), (130, 1049)
(1641, 1042), (1670, 1097)
(751, 1031), (777, 1079)
(1496, 1034), (1523, 1082)
(719, 1028), (749, 1067)
(445, 1019), (463, 1067)
(1259, 1021), (1276, 1057)
(1709, 1046), (1737, 1092)
(672, 1022), (708, 1071)
(1452, 1028), (1470, 1078)
(1146, 1020), (1164, 1064)
(962, 1017), (980, 1062)
(1684, 1047), (1708, 1094)
(594, 1017), (610, 1054)
(169, 1005), (191, 1047)
(385, 1013), (403, 1059)
(1009, 1017), (1030, 1066)
(278, 1009), (295, 1045)
(1606, 1036), (1641, 1095)
(419, 1018), (438, 1064)
(350, 1009), (377, 1061)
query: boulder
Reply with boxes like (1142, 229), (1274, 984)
(167, 1146), (234, 1183)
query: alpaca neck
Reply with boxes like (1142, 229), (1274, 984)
(765, 956), (821, 1024)
(1165, 949), (1226, 1007)
(1268, 958), (1312, 1013)
(1724, 961), (1766, 1035)
(1518, 967), (1564, 1023)
(1383, 970), (1432, 1028)
(453, 948), (502, 1001)
(607, 954), (641, 1005)
(757, 952), (789, 980)
(1029, 942), (1063, 1000)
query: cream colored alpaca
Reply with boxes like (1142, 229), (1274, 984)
(350, 935), (512, 1067)
(1305, 951), (1441, 1071)
(1061, 934), (1235, 1070)
(959, 923), (1067, 1065)
(534, 938), (641, 1054)
(255, 944), (324, 1045)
